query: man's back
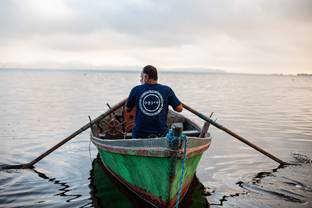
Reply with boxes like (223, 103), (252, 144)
(126, 65), (182, 139)
(127, 83), (181, 138)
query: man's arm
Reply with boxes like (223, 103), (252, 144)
(168, 87), (183, 112)
(126, 87), (136, 112)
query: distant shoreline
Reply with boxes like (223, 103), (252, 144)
(0, 67), (310, 76)
(0, 67), (226, 74)
(297, 73), (312, 77)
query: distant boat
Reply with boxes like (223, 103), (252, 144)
(90, 100), (211, 208)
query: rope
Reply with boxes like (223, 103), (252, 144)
(88, 116), (94, 165)
(89, 137), (93, 164)
(166, 129), (188, 208)
(175, 135), (187, 208)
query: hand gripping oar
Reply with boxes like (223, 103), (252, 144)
(182, 103), (290, 166)
(2, 98), (127, 170)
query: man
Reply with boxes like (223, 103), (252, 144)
(126, 65), (183, 138)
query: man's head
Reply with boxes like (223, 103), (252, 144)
(141, 65), (158, 84)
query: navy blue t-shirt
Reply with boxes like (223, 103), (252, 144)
(126, 83), (181, 138)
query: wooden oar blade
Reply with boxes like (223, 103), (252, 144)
(0, 163), (33, 170)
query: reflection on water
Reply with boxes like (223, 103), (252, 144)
(234, 163), (312, 207)
(0, 69), (312, 207)
(33, 169), (84, 204)
(0, 168), (91, 208)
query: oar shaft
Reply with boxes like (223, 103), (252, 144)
(182, 103), (289, 166)
(28, 123), (90, 167)
(27, 98), (127, 168)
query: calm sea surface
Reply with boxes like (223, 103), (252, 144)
(0, 69), (311, 208)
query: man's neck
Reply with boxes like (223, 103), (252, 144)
(145, 79), (158, 84)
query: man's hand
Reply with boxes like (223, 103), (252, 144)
(174, 104), (183, 112)
(125, 107), (132, 112)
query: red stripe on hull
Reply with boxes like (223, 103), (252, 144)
(93, 137), (210, 159)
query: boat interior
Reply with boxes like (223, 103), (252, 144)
(91, 106), (210, 140)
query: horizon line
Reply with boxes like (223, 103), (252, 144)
(0, 67), (308, 76)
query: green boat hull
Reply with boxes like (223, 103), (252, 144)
(92, 136), (211, 207)
(90, 157), (209, 208)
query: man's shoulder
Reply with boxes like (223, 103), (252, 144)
(157, 84), (173, 93)
(131, 84), (144, 91)
(157, 83), (171, 89)
(132, 84), (173, 93)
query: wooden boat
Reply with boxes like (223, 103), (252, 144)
(90, 101), (211, 208)
(90, 157), (209, 208)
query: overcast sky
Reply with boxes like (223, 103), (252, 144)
(0, 0), (311, 74)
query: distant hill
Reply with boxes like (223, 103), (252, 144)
(297, 73), (312, 76)
(162, 67), (226, 74)
(0, 66), (226, 74)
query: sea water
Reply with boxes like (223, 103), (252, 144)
(0, 69), (311, 207)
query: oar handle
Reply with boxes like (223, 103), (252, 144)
(182, 103), (289, 166)
(25, 98), (127, 168)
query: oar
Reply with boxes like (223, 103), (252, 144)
(182, 103), (290, 166)
(2, 98), (127, 170)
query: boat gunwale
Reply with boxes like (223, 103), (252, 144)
(91, 135), (211, 158)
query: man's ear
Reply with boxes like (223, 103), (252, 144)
(143, 74), (149, 82)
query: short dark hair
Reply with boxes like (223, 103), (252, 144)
(142, 65), (158, 80)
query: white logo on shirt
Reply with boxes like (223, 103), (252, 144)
(139, 90), (164, 116)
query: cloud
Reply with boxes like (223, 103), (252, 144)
(0, 0), (311, 73)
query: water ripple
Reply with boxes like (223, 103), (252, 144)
(1, 70), (312, 207)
